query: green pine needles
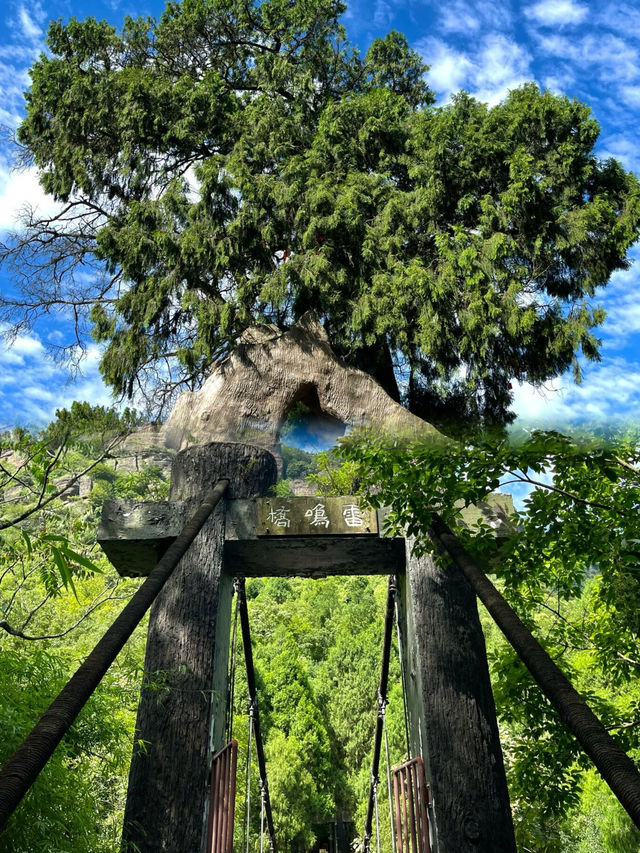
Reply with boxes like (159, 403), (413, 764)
(2, 0), (639, 422)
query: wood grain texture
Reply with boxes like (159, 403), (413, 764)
(122, 443), (276, 853)
(399, 545), (516, 853)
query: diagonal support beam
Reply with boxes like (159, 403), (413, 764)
(236, 578), (278, 853)
(0, 479), (229, 831)
(363, 574), (398, 852)
(429, 513), (640, 830)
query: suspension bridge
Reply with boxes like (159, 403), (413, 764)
(217, 571), (431, 853)
(0, 440), (639, 851)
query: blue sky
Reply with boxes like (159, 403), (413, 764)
(1, 0), (640, 431)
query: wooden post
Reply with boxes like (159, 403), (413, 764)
(397, 545), (516, 853)
(122, 442), (277, 853)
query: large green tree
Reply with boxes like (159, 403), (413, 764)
(2, 0), (639, 422)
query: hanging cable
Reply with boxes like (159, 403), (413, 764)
(364, 575), (397, 853)
(394, 586), (411, 760)
(373, 776), (382, 853)
(260, 780), (266, 853)
(245, 699), (254, 853)
(382, 700), (397, 853)
(237, 578), (277, 853)
(226, 580), (240, 743)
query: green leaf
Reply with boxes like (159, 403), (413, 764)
(50, 545), (78, 600)
(21, 530), (32, 556)
(59, 545), (104, 575)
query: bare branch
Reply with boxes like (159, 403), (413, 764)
(0, 588), (136, 641)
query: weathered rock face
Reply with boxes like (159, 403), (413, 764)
(144, 313), (443, 462)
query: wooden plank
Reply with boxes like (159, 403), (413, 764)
(223, 536), (405, 578)
(98, 494), (515, 578)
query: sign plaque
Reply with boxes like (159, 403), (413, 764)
(256, 496), (377, 536)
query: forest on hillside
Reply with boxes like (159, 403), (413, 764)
(0, 405), (639, 853)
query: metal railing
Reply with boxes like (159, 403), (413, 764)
(207, 740), (238, 853)
(393, 757), (431, 853)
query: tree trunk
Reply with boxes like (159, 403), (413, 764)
(397, 543), (516, 853)
(350, 338), (401, 403)
(429, 514), (640, 830)
(122, 442), (277, 853)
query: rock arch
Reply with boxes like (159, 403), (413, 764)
(156, 313), (443, 466)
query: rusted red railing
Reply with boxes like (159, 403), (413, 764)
(206, 739), (238, 853)
(393, 757), (431, 853)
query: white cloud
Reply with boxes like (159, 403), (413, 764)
(512, 358), (640, 425)
(0, 331), (112, 429)
(18, 6), (42, 41)
(419, 34), (531, 105)
(474, 35), (532, 104)
(0, 163), (60, 234)
(438, 1), (482, 34)
(9, 332), (45, 356)
(620, 85), (640, 107)
(541, 68), (575, 94)
(373, 0), (393, 28)
(525, 0), (589, 27)
(535, 32), (640, 83)
(419, 37), (475, 94)
(437, 0), (513, 34)
(0, 3), (47, 130)
(598, 133), (640, 174)
(0, 58), (32, 128)
(596, 251), (640, 348)
(597, 3), (640, 39)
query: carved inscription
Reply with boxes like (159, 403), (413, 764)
(257, 496), (377, 536)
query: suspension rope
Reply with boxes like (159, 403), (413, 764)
(260, 780), (266, 853)
(238, 578), (277, 853)
(363, 575), (397, 853)
(226, 580), (240, 743)
(245, 699), (254, 853)
(394, 591), (411, 760)
(373, 777), (381, 853)
(382, 700), (397, 853)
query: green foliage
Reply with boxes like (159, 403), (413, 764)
(570, 771), (640, 852)
(231, 574), (406, 852)
(281, 444), (318, 480)
(0, 642), (141, 853)
(270, 478), (295, 497)
(339, 425), (640, 847)
(307, 449), (360, 496)
(4, 403), (640, 850)
(6, 2), (639, 421)
(0, 405), (160, 851)
(43, 402), (145, 455)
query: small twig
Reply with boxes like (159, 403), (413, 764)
(0, 434), (124, 530)
(611, 456), (640, 476)
(0, 590), (135, 641)
(507, 469), (622, 515)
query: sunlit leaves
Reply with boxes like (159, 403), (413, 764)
(339, 424), (640, 844)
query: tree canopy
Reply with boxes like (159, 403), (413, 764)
(2, 0), (639, 422)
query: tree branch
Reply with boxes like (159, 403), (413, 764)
(0, 589), (135, 641)
(0, 434), (124, 531)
